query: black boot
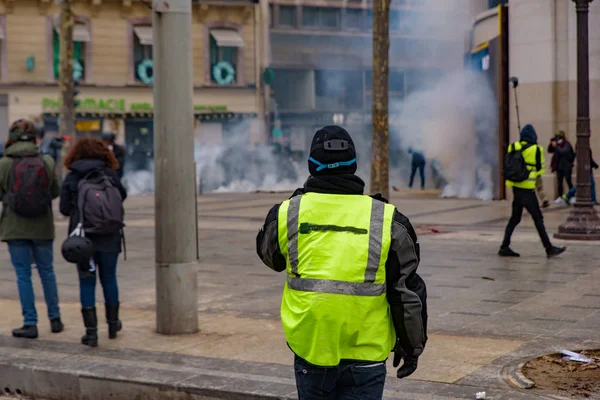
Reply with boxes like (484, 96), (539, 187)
(50, 317), (64, 334)
(105, 303), (122, 339)
(81, 307), (98, 347)
(498, 247), (520, 257)
(546, 246), (566, 258)
(12, 325), (38, 339)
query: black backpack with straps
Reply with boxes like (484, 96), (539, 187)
(504, 143), (540, 183)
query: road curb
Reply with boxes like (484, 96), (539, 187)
(504, 361), (535, 390)
(0, 361), (295, 400)
(0, 342), (298, 400)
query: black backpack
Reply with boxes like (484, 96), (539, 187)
(6, 156), (52, 217)
(504, 143), (539, 183)
(77, 170), (125, 235)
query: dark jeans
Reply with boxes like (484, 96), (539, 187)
(7, 240), (60, 326)
(294, 355), (386, 400)
(79, 252), (120, 308)
(556, 169), (573, 197)
(502, 187), (552, 249)
(409, 162), (425, 189)
(565, 171), (597, 204)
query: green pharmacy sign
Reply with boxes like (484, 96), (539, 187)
(42, 97), (126, 111)
(42, 98), (228, 113)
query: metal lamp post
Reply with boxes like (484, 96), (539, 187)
(555, 0), (600, 240)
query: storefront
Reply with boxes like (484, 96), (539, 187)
(3, 85), (262, 172)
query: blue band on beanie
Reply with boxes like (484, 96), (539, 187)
(309, 157), (356, 172)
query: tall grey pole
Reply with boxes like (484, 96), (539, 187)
(153, 0), (199, 334)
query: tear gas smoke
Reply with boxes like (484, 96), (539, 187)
(124, 3), (498, 199)
(387, 5), (499, 200)
(389, 70), (498, 200)
(123, 120), (306, 195)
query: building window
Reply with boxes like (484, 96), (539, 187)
(209, 28), (244, 86)
(133, 25), (153, 84)
(52, 20), (91, 82)
(389, 10), (401, 32)
(302, 7), (341, 29)
(488, 0), (507, 8)
(344, 8), (362, 30)
(389, 70), (404, 98)
(364, 9), (373, 31)
(315, 70), (362, 110)
(279, 6), (297, 27)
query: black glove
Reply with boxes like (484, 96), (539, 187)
(392, 342), (419, 379)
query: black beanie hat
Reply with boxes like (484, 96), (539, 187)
(308, 125), (357, 176)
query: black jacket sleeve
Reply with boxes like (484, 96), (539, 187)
(386, 209), (428, 357)
(59, 173), (76, 217)
(256, 204), (287, 272)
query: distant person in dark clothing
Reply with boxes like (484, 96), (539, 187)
(548, 130), (575, 198)
(408, 148), (425, 190)
(46, 137), (65, 165)
(102, 132), (125, 178)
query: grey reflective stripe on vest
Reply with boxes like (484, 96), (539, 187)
(287, 276), (386, 296)
(287, 196), (302, 275)
(364, 200), (385, 283)
(286, 197), (387, 296)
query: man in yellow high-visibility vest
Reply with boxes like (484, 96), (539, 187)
(257, 126), (427, 400)
(500, 124), (566, 258)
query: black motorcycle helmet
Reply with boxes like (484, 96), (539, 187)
(61, 236), (95, 264)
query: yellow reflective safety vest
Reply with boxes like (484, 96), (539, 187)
(278, 192), (396, 367)
(506, 141), (546, 190)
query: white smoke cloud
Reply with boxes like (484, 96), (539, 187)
(195, 134), (305, 193)
(123, 120), (306, 195)
(388, 6), (499, 200)
(390, 70), (498, 200)
(123, 3), (499, 199)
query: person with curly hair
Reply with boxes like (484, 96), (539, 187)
(60, 137), (127, 347)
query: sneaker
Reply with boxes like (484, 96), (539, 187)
(554, 197), (565, 204)
(50, 318), (64, 334)
(541, 200), (550, 209)
(569, 197), (576, 205)
(546, 246), (566, 258)
(498, 247), (520, 257)
(12, 325), (38, 339)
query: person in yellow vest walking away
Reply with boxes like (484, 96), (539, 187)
(499, 124), (566, 258)
(256, 126), (428, 400)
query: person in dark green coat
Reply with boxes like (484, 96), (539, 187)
(0, 119), (62, 339)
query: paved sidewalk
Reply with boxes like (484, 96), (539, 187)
(0, 191), (598, 399)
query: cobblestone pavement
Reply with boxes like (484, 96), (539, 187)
(0, 190), (598, 399)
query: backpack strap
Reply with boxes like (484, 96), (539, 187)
(77, 170), (99, 231)
(121, 228), (127, 261)
(520, 144), (540, 169)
